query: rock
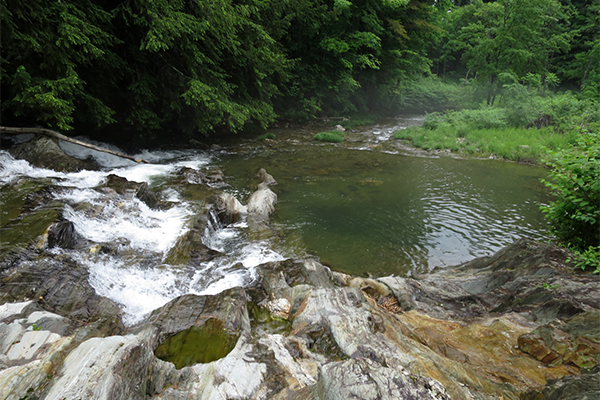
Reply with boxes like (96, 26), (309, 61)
(247, 183), (277, 220)
(9, 135), (99, 172)
(47, 219), (78, 249)
(522, 365), (600, 400)
(0, 253), (124, 335)
(333, 125), (346, 132)
(518, 311), (600, 368)
(318, 358), (450, 400)
(26, 311), (71, 336)
(6, 330), (62, 361)
(43, 334), (147, 400)
(1, 238), (598, 400)
(257, 168), (277, 185)
(208, 192), (246, 225)
(104, 174), (160, 209)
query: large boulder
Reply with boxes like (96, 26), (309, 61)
(9, 135), (99, 172)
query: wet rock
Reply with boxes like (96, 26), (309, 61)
(257, 168), (277, 185)
(47, 218), (78, 249)
(9, 135), (99, 172)
(208, 191), (246, 225)
(142, 288), (248, 347)
(163, 213), (222, 265)
(0, 254), (123, 336)
(178, 167), (225, 186)
(104, 174), (160, 209)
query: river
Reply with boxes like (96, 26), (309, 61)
(0, 116), (552, 324)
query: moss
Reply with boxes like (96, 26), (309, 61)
(248, 303), (292, 335)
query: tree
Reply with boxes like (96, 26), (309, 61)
(1, 0), (292, 143)
(554, 0), (600, 100)
(1, 0), (121, 130)
(277, 0), (442, 117)
(447, 0), (572, 104)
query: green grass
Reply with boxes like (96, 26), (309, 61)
(314, 131), (345, 143)
(394, 125), (578, 163)
(257, 132), (276, 141)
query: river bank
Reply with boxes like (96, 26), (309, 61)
(1, 131), (597, 399)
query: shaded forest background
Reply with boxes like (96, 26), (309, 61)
(1, 0), (598, 147)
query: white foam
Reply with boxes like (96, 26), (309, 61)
(64, 199), (192, 254)
(86, 255), (185, 325)
(108, 164), (176, 184)
(0, 151), (61, 183)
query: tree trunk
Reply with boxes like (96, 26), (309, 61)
(0, 126), (149, 164)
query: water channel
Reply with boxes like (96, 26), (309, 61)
(0, 116), (552, 324)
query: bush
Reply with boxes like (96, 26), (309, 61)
(541, 131), (600, 272)
(314, 131), (344, 143)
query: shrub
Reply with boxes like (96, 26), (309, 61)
(314, 131), (344, 143)
(541, 131), (600, 272)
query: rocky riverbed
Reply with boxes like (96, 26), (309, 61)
(0, 135), (598, 400)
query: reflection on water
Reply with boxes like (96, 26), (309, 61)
(217, 126), (551, 277)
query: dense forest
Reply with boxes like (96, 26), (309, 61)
(2, 0), (597, 144)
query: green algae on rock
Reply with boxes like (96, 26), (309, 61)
(154, 318), (239, 369)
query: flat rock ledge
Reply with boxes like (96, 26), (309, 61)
(1, 239), (598, 400)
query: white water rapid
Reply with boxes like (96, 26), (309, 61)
(0, 139), (284, 325)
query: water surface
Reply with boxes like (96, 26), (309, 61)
(216, 121), (551, 276)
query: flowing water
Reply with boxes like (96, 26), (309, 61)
(0, 117), (552, 324)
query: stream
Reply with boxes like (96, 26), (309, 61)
(0, 116), (552, 325)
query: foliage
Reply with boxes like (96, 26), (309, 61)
(541, 131), (600, 255)
(567, 246), (600, 274)
(553, 0), (600, 99)
(1, 0), (447, 141)
(1, 0), (293, 142)
(314, 131), (345, 143)
(0, 0), (121, 130)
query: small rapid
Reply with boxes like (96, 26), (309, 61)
(0, 141), (284, 325)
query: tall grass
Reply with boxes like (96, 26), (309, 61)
(394, 92), (598, 163)
(395, 125), (578, 162)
